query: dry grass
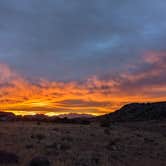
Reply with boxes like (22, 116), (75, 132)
(0, 121), (165, 166)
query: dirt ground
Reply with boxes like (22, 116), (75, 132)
(0, 121), (165, 166)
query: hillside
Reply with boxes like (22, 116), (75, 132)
(102, 102), (166, 122)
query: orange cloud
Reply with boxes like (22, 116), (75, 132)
(0, 51), (165, 116)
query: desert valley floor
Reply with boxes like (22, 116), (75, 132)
(0, 121), (165, 166)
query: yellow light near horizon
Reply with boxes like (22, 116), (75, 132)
(45, 112), (99, 117)
(31, 101), (50, 107)
(0, 60), (166, 117)
(3, 110), (36, 116)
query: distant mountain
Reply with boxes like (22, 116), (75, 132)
(22, 113), (94, 120)
(22, 114), (48, 121)
(0, 112), (94, 123)
(0, 111), (16, 121)
(57, 113), (94, 119)
(1, 102), (166, 122)
(101, 102), (166, 122)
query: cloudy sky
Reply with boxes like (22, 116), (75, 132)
(0, 0), (165, 115)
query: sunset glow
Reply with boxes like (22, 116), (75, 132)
(0, 1), (166, 166)
(0, 0), (166, 116)
(0, 52), (165, 116)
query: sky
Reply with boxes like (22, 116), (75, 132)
(0, 0), (166, 116)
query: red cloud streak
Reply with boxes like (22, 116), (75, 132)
(0, 51), (165, 116)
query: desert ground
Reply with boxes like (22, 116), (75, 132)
(0, 121), (165, 166)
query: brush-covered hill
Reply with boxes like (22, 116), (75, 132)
(101, 102), (166, 122)
(0, 111), (16, 121)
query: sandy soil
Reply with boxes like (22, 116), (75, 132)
(0, 121), (165, 166)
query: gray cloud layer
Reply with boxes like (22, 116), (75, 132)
(0, 0), (166, 81)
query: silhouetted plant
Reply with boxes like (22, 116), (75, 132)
(30, 156), (50, 166)
(104, 128), (110, 135)
(59, 142), (71, 151)
(105, 138), (120, 151)
(0, 150), (19, 164)
(25, 144), (34, 149)
(31, 133), (46, 143)
(100, 118), (110, 128)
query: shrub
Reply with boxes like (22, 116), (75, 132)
(105, 138), (120, 151)
(31, 133), (46, 143)
(100, 118), (110, 128)
(30, 156), (50, 166)
(60, 142), (71, 151)
(0, 150), (19, 164)
(104, 128), (110, 135)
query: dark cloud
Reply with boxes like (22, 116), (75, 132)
(0, 0), (166, 81)
(0, 52), (165, 115)
(117, 52), (166, 97)
(57, 99), (112, 108)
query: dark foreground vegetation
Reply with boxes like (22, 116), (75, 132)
(0, 120), (165, 166)
(0, 102), (165, 166)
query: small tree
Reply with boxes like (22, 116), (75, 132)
(100, 118), (110, 128)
